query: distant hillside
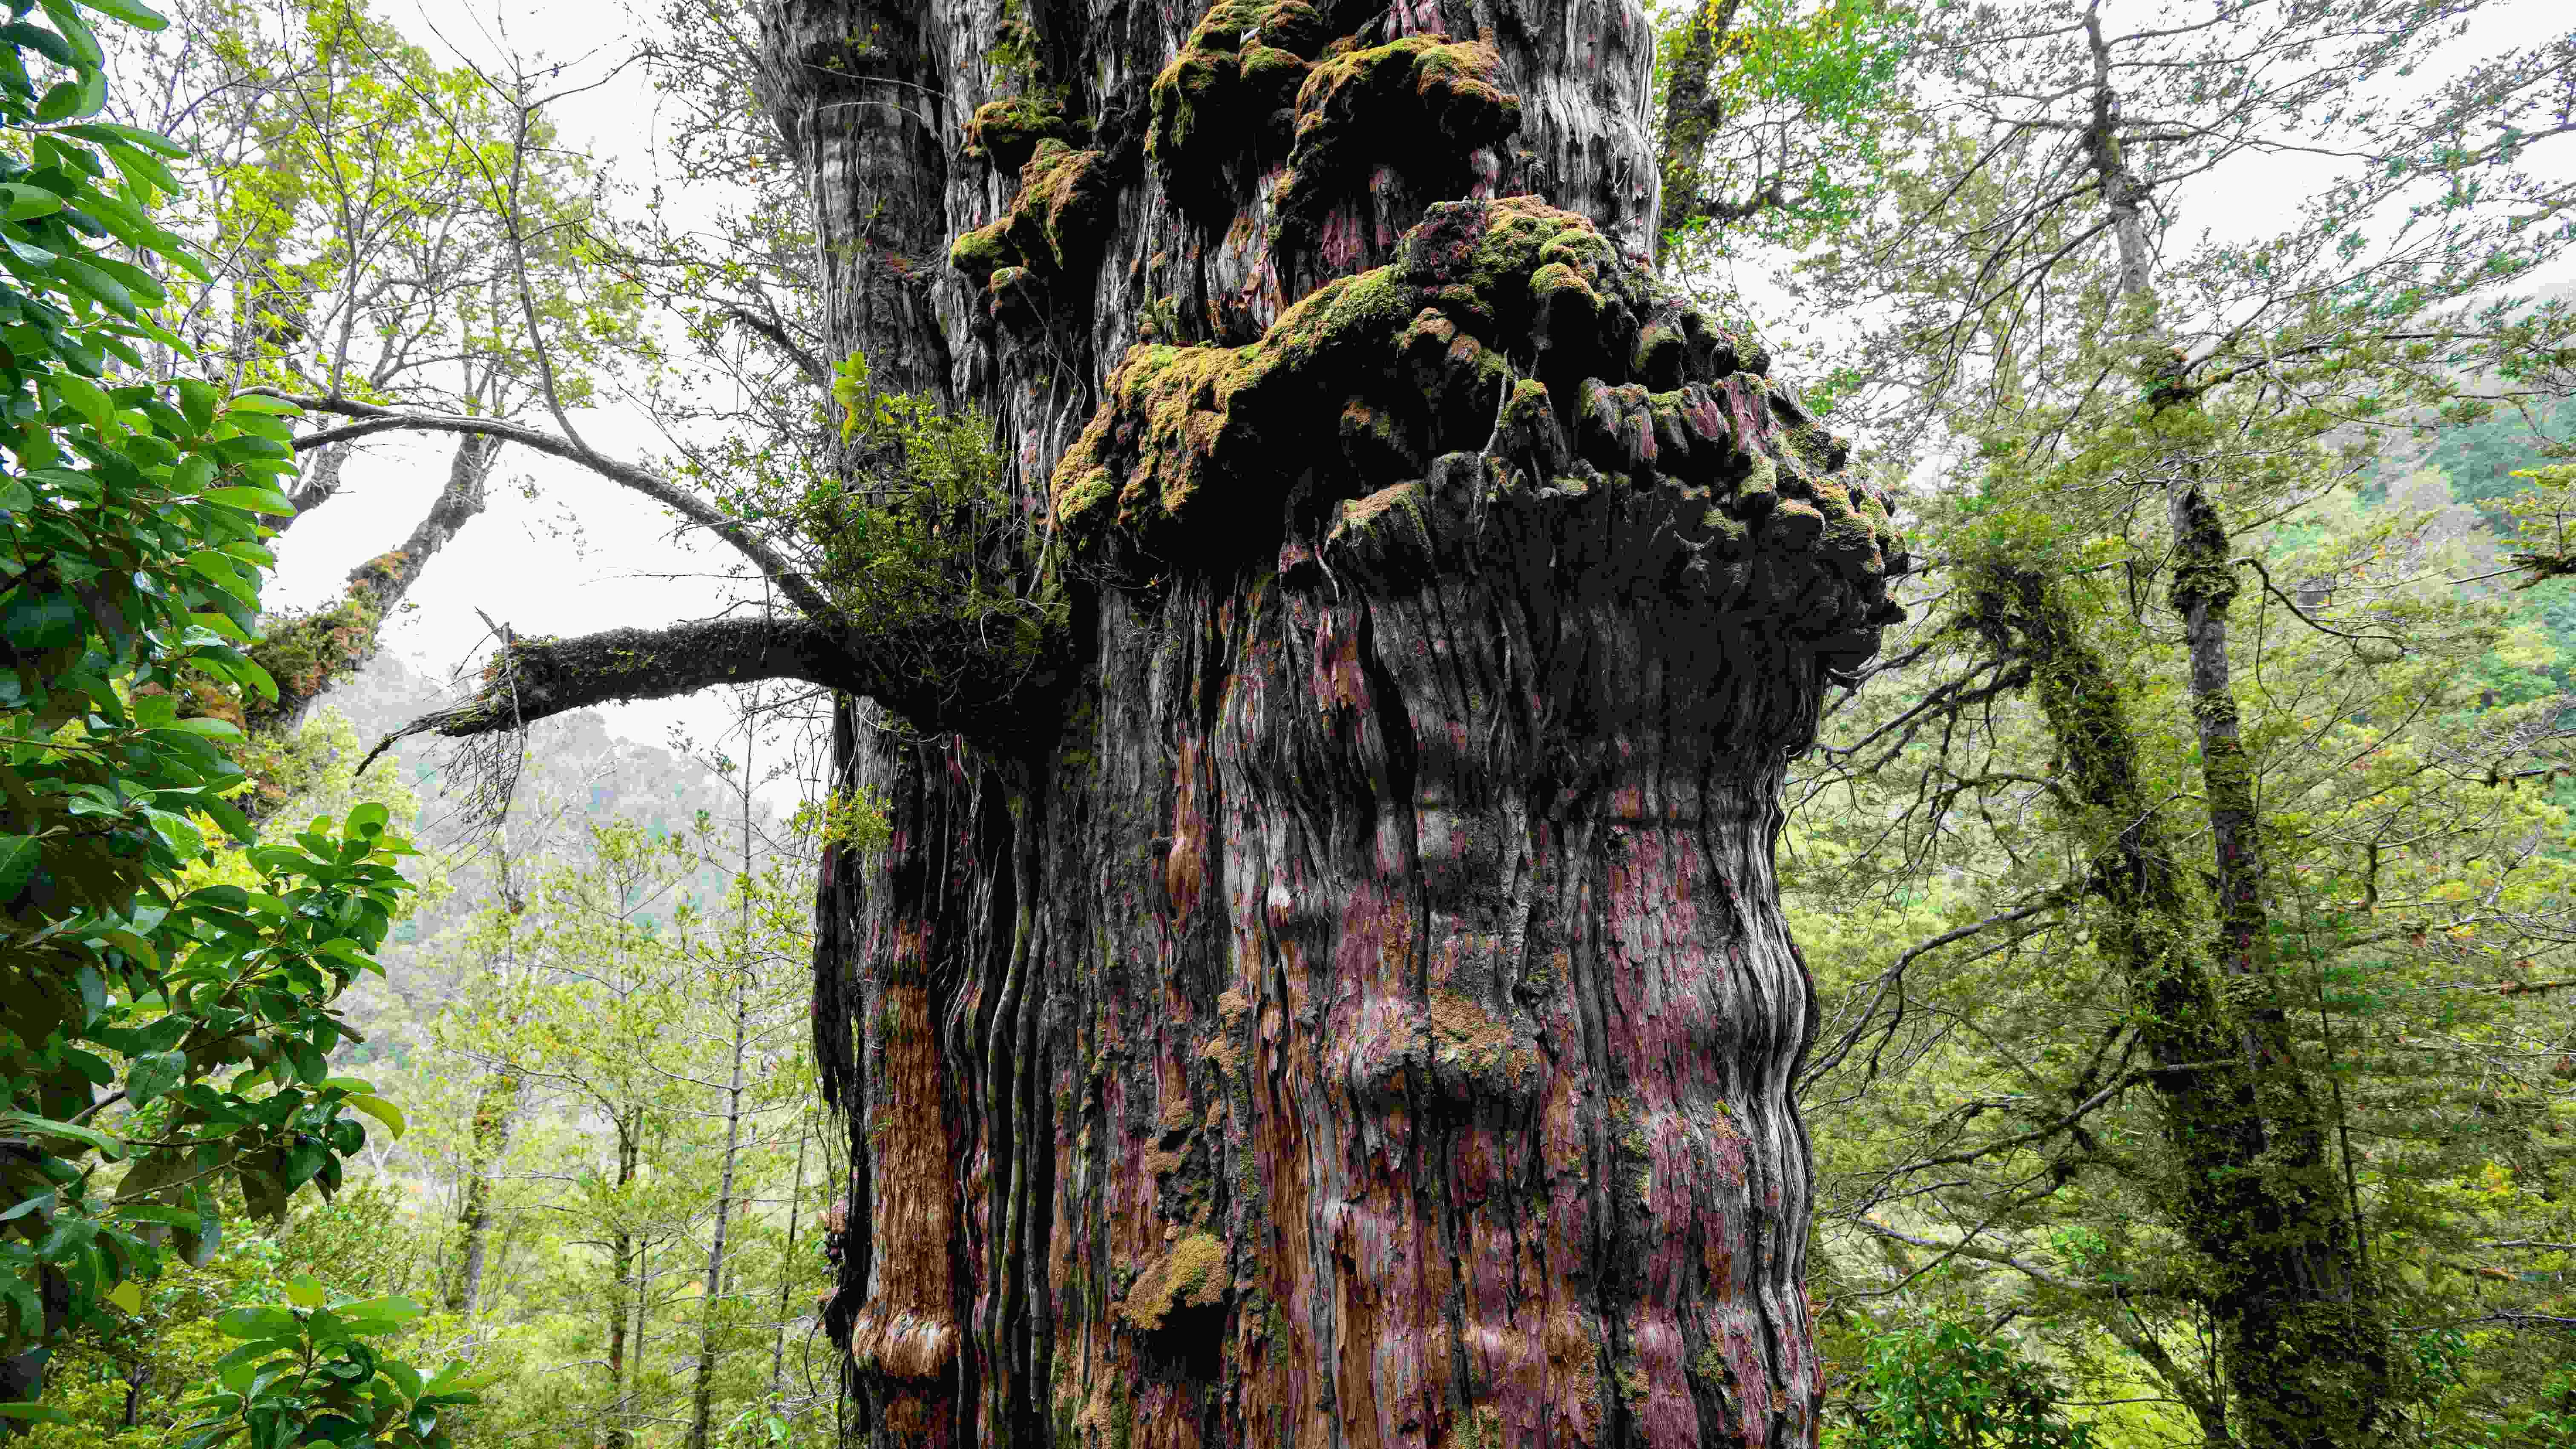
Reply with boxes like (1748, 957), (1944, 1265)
(306, 652), (798, 1067)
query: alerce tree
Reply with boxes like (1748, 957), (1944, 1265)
(320, 0), (1909, 1442)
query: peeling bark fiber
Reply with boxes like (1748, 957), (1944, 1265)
(758, 1), (1906, 1444)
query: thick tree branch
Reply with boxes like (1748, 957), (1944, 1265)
(359, 615), (1032, 773)
(271, 394), (838, 621)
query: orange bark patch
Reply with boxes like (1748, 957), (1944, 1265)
(847, 982), (962, 1387)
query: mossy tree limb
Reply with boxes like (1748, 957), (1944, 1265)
(371, 615), (1044, 755)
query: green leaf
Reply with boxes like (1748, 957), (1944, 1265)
(202, 485), (294, 516)
(0, 1404), (73, 1425)
(282, 1273), (325, 1308)
(346, 1095), (404, 1141)
(380, 1357), (422, 1400)
(35, 0), (103, 63)
(175, 378), (216, 434)
(126, 1049), (186, 1107)
(105, 1279), (141, 1313)
(35, 78), (85, 123)
(73, 0), (168, 32)
(0, 835), (38, 900)
(335, 1294), (421, 1329)
(347, 801), (389, 838)
(59, 256), (135, 315)
(145, 807), (204, 859)
(0, 1110), (123, 1160)
(215, 1305), (298, 1340)
(224, 393), (302, 416)
(0, 183), (64, 220)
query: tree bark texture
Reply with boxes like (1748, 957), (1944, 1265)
(759, 2), (1905, 1445)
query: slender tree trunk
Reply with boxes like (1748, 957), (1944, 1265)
(2077, 9), (2387, 1440)
(688, 929), (756, 1448)
(774, 1115), (809, 1399)
(446, 1066), (520, 1317)
(1965, 564), (2380, 1449)
(606, 1115), (641, 1449)
(761, 0), (1906, 1444)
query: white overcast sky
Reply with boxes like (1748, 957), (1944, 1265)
(263, 0), (2576, 781)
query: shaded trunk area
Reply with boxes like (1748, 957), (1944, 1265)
(763, 0), (1905, 1444)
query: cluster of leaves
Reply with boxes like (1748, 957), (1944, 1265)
(0, 0), (473, 1437)
(1653, 0), (1917, 260)
(180, 1276), (476, 1449)
(796, 350), (1060, 684)
(1826, 1317), (2095, 1449)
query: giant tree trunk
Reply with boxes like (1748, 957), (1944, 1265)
(761, 1), (1904, 1444)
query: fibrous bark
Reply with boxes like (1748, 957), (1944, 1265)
(748, 1), (1905, 1446)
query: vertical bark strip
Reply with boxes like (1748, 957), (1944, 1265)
(763, 2), (1903, 1444)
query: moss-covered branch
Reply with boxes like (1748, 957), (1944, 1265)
(368, 615), (1044, 759)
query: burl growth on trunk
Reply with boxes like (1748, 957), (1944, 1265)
(794, 2), (1906, 1446)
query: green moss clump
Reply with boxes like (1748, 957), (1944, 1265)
(1273, 38), (1520, 227)
(963, 95), (1073, 174)
(1052, 193), (1907, 644)
(948, 220), (1018, 282)
(1004, 139), (1115, 272)
(1146, 0), (1331, 205)
(945, 138), (1114, 328)
(1052, 266), (1415, 540)
(1118, 1231), (1227, 1333)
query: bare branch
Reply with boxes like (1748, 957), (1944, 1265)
(270, 393), (837, 621)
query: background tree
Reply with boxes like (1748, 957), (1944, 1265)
(109, 0), (641, 742)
